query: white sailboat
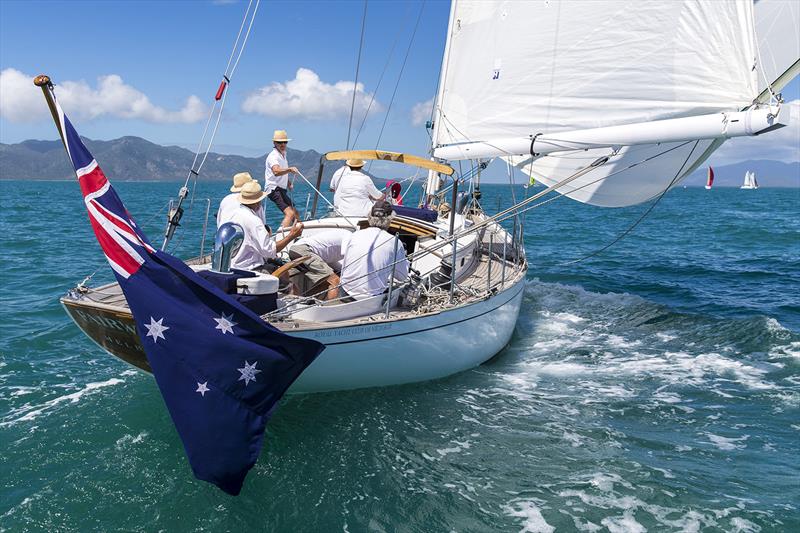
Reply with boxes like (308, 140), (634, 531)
(741, 170), (760, 189)
(52, 0), (797, 393)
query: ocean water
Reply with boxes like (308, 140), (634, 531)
(1, 179), (798, 531)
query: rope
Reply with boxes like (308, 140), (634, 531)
(346, 0), (369, 150)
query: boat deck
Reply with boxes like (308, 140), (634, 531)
(63, 245), (526, 332)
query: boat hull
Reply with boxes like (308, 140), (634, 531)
(61, 277), (526, 393)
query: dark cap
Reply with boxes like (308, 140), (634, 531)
(370, 200), (394, 218)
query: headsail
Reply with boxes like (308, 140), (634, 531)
(706, 167), (714, 189)
(430, 1), (798, 207)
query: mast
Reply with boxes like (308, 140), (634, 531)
(424, 0), (458, 206)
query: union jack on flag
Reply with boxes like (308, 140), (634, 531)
(49, 90), (323, 495)
(56, 102), (153, 278)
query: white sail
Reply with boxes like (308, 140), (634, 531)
(754, 0), (800, 101)
(430, 1), (794, 206)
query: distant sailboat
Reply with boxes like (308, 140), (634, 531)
(741, 170), (759, 189)
(705, 167), (714, 189)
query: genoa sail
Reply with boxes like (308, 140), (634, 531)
(430, 1), (798, 207)
(706, 167), (715, 189)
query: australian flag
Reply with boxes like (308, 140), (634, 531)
(49, 90), (324, 495)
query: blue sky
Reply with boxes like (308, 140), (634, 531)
(1, 0), (797, 170)
(0, 0), (447, 157)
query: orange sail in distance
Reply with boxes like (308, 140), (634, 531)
(705, 167), (714, 189)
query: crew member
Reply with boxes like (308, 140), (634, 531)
(339, 201), (409, 300)
(229, 181), (303, 271)
(333, 159), (385, 217)
(217, 172), (253, 227)
(329, 164), (348, 193)
(287, 228), (351, 301)
(264, 129), (300, 229)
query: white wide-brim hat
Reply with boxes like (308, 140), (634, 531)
(238, 181), (268, 205)
(346, 158), (365, 168)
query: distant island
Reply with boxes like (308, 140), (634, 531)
(0, 135), (797, 187)
(0, 136), (338, 183)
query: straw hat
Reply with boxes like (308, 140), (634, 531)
(346, 158), (365, 168)
(272, 130), (291, 142)
(230, 172), (253, 192)
(238, 181), (268, 205)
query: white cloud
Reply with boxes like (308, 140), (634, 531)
(241, 67), (382, 120)
(411, 97), (433, 127)
(0, 68), (207, 124)
(710, 99), (800, 164)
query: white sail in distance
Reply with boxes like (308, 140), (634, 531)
(430, 0), (798, 207)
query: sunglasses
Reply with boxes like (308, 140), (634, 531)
(275, 141), (287, 145)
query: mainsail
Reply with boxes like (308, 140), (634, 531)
(430, 0), (798, 207)
(753, 0), (800, 101)
(706, 167), (714, 189)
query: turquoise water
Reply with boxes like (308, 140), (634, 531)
(1, 180), (798, 531)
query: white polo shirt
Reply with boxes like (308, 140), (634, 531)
(264, 148), (289, 194)
(339, 227), (409, 299)
(334, 170), (383, 217)
(228, 204), (277, 270)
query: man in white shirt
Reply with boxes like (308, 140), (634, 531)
(229, 181), (303, 271)
(333, 159), (385, 217)
(339, 201), (409, 300)
(328, 164), (348, 192)
(287, 228), (351, 301)
(264, 129), (300, 230)
(217, 172), (254, 228)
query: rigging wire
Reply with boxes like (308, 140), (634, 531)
(346, 0), (369, 150)
(162, 0), (260, 252)
(368, 0), (426, 170)
(559, 140), (700, 265)
(350, 4), (410, 148)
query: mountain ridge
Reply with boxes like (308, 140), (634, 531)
(1, 136), (797, 187)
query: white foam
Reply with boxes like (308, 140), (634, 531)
(705, 433), (749, 451)
(502, 499), (555, 533)
(0, 378), (125, 426)
(601, 512), (646, 533)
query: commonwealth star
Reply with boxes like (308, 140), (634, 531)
(144, 317), (169, 343)
(237, 360), (262, 386)
(214, 312), (237, 335)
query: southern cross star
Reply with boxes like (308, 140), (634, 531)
(144, 317), (169, 343)
(214, 312), (237, 335)
(237, 361), (262, 386)
(196, 382), (210, 397)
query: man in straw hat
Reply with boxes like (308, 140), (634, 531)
(217, 171), (255, 228)
(228, 181), (303, 272)
(333, 159), (385, 217)
(264, 129), (301, 230)
(338, 200), (408, 301)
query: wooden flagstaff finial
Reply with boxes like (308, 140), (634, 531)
(33, 74), (52, 87)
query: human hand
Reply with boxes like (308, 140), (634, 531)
(290, 222), (304, 239)
(289, 166), (300, 174)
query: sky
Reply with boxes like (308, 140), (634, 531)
(1, 0), (798, 173)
